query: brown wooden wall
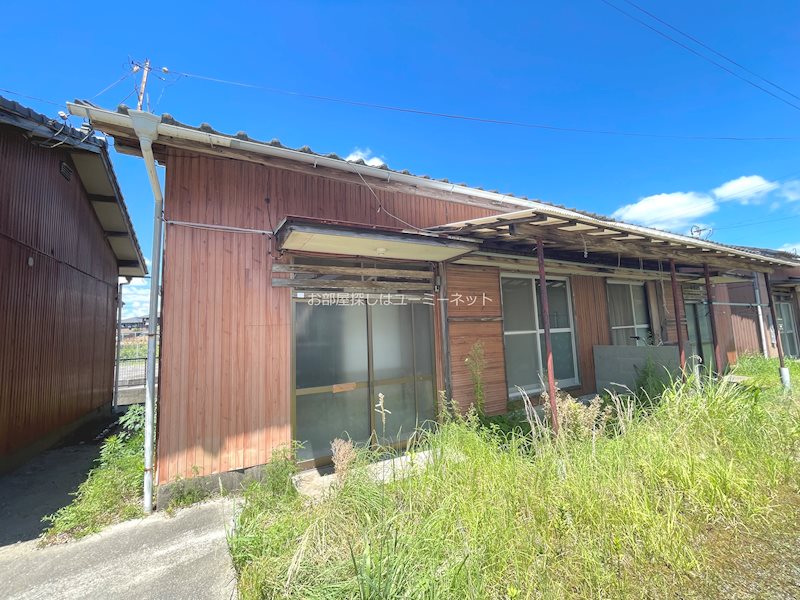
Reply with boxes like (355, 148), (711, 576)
(726, 275), (777, 359)
(0, 126), (118, 460)
(711, 284), (737, 368)
(157, 152), (500, 482)
(445, 265), (506, 416)
(158, 149), (771, 482)
(570, 275), (611, 396)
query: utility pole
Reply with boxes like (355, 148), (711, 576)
(136, 59), (151, 111)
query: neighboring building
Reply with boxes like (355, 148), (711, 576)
(0, 97), (146, 470)
(719, 248), (800, 361)
(120, 315), (150, 330)
(70, 102), (800, 496)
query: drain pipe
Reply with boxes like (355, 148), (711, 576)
(129, 110), (164, 513)
(753, 272), (769, 358)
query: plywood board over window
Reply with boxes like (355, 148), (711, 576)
(445, 265), (507, 415)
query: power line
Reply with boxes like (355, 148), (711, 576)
(0, 88), (63, 107)
(598, 0), (800, 113)
(620, 0), (800, 103)
(141, 62), (800, 142)
(91, 70), (134, 100)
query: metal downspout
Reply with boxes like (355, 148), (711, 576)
(129, 110), (165, 513)
(753, 272), (769, 358)
(669, 259), (687, 373)
(765, 272), (791, 389)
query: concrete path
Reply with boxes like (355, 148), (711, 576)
(0, 498), (238, 600)
(0, 443), (102, 546)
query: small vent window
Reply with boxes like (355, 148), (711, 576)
(59, 161), (73, 181)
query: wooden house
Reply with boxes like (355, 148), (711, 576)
(68, 101), (800, 499)
(0, 97), (146, 470)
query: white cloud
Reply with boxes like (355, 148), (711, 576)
(712, 175), (778, 204)
(612, 191), (717, 231)
(118, 258), (153, 319)
(776, 242), (800, 255)
(780, 180), (800, 202)
(345, 147), (385, 167)
(119, 277), (152, 319)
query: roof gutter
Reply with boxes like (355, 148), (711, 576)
(127, 109), (164, 514)
(66, 102), (800, 270)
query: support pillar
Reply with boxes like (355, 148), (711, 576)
(765, 272), (791, 389)
(703, 264), (723, 374)
(536, 239), (559, 434)
(669, 259), (687, 372)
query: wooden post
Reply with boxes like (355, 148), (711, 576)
(536, 239), (559, 434)
(669, 259), (687, 372)
(703, 264), (723, 373)
(764, 272), (791, 389)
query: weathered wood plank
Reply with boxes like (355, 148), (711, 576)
(272, 263), (433, 279)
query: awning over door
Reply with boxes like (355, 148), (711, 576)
(275, 216), (477, 262)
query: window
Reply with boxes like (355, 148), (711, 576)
(500, 275), (579, 397)
(775, 296), (799, 359)
(607, 282), (651, 346)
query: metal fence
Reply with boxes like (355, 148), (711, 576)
(117, 357), (147, 386)
(113, 329), (158, 407)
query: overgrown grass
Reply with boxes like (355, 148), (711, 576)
(230, 357), (800, 599)
(42, 433), (144, 542)
(734, 352), (800, 390)
(41, 406), (145, 543)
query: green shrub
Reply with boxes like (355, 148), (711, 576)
(118, 404), (145, 440)
(42, 432), (144, 542)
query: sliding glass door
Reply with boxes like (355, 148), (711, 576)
(294, 298), (435, 464)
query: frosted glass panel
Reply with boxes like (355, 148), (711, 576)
(296, 388), (370, 461)
(372, 304), (414, 380)
(416, 378), (436, 424)
(373, 381), (417, 444)
(413, 303), (434, 376)
(612, 328), (634, 346)
(632, 285), (649, 324)
(536, 280), (571, 329)
(502, 278), (535, 332)
(295, 303), (368, 388)
(540, 332), (576, 381)
(504, 333), (541, 393)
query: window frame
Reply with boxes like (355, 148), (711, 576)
(500, 273), (580, 398)
(606, 280), (652, 346)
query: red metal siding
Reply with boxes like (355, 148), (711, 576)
(0, 126), (118, 459)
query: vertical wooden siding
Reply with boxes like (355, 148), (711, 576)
(158, 152), (500, 482)
(570, 275), (611, 396)
(445, 265), (506, 415)
(0, 126), (118, 459)
(711, 284), (737, 368)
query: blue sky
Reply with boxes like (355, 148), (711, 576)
(3, 1), (800, 316)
